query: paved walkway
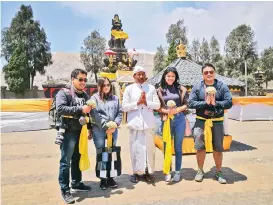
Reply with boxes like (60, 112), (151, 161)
(1, 120), (273, 205)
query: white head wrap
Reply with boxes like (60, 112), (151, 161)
(133, 65), (146, 75)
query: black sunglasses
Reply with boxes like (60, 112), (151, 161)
(76, 78), (88, 82)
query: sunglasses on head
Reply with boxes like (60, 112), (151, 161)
(103, 83), (111, 87)
(76, 78), (88, 82)
(203, 71), (214, 75)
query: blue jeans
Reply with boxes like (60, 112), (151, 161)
(92, 128), (118, 149)
(162, 112), (186, 171)
(59, 132), (82, 191)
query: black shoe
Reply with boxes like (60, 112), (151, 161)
(71, 182), (91, 193)
(61, 190), (75, 204)
(100, 179), (108, 190)
(108, 178), (118, 188)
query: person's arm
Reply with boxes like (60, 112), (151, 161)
(147, 87), (161, 110)
(188, 85), (209, 109)
(215, 84), (233, 109)
(56, 90), (82, 116)
(89, 96), (109, 131)
(175, 104), (187, 113)
(155, 89), (167, 114)
(175, 87), (189, 113)
(114, 98), (123, 126)
(122, 86), (138, 112)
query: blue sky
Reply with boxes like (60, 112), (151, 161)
(1, 1), (197, 53)
(1, 1), (273, 55)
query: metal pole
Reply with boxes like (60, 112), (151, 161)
(245, 61), (247, 96)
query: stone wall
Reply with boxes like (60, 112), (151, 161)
(1, 86), (45, 99)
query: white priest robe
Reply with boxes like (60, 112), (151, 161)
(122, 82), (160, 174)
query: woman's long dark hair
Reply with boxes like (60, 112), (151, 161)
(97, 77), (112, 100)
(160, 67), (180, 90)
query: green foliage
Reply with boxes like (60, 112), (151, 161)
(199, 38), (210, 64)
(189, 38), (201, 65)
(165, 19), (189, 64)
(238, 74), (256, 94)
(3, 44), (29, 93)
(1, 5), (52, 90)
(166, 19), (188, 46)
(260, 46), (273, 88)
(166, 41), (177, 65)
(153, 45), (166, 73)
(80, 30), (106, 82)
(210, 36), (221, 63)
(224, 24), (258, 77)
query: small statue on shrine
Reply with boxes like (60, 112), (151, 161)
(176, 39), (186, 58)
(112, 14), (122, 31)
(109, 55), (114, 68)
(102, 14), (137, 73)
(122, 54), (127, 64)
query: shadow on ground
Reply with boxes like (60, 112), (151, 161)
(152, 166), (247, 185)
(206, 166), (248, 184)
(228, 140), (257, 152)
(73, 174), (135, 202)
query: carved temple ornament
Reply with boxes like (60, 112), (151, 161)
(176, 40), (186, 58)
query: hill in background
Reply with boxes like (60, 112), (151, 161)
(1, 52), (155, 89)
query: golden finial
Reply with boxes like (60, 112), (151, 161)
(176, 39), (186, 58)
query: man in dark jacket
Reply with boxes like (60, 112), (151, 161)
(56, 68), (93, 204)
(189, 63), (232, 184)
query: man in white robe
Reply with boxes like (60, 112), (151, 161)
(122, 65), (160, 183)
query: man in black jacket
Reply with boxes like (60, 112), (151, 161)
(189, 63), (232, 184)
(56, 68), (92, 204)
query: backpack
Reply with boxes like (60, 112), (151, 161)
(48, 88), (73, 129)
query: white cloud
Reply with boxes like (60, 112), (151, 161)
(61, 1), (273, 54)
(1, 57), (7, 70)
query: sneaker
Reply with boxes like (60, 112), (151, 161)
(108, 178), (118, 188)
(61, 190), (75, 204)
(215, 171), (227, 184)
(173, 171), (181, 182)
(71, 182), (91, 193)
(165, 174), (172, 182)
(195, 169), (204, 182)
(100, 179), (108, 190)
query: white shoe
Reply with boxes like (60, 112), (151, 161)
(173, 172), (181, 182)
(165, 174), (172, 182)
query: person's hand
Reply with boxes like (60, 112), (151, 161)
(142, 92), (147, 105)
(161, 108), (169, 114)
(206, 95), (212, 105)
(168, 108), (174, 116)
(82, 105), (92, 114)
(172, 108), (180, 115)
(210, 94), (216, 106)
(88, 129), (92, 140)
(106, 128), (115, 135)
(137, 92), (146, 105)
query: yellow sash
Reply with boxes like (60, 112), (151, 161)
(107, 133), (113, 148)
(79, 117), (90, 171)
(195, 116), (224, 152)
(162, 115), (174, 175)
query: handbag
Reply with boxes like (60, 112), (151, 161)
(95, 133), (122, 179)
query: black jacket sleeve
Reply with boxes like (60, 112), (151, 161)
(188, 85), (209, 109)
(215, 84), (233, 109)
(56, 90), (83, 116)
